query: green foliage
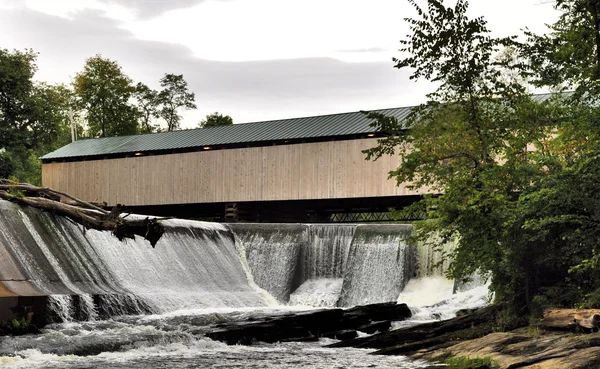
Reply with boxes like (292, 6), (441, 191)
(157, 73), (196, 131)
(580, 287), (600, 308)
(523, 0), (600, 96)
(366, 0), (600, 313)
(73, 55), (138, 137)
(199, 112), (233, 128)
(134, 82), (161, 133)
(0, 49), (72, 183)
(0, 317), (33, 336)
(441, 355), (497, 369)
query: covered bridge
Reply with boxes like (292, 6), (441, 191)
(41, 107), (428, 222)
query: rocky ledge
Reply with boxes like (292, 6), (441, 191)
(332, 305), (600, 369)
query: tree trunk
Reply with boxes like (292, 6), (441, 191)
(0, 181), (165, 247)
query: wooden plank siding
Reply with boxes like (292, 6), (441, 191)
(41, 138), (426, 206)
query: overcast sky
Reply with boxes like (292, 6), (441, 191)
(0, 0), (559, 128)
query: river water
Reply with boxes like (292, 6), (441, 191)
(0, 202), (489, 368)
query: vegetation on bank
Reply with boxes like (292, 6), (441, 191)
(366, 0), (600, 322)
(0, 317), (39, 336)
(440, 354), (497, 369)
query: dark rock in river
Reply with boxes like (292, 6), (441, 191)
(206, 302), (412, 345)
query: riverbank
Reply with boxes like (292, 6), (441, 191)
(418, 329), (600, 369)
(329, 305), (600, 369)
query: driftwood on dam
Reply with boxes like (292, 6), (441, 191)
(0, 180), (164, 247)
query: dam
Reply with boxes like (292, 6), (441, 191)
(0, 200), (486, 368)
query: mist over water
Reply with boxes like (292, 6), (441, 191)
(0, 201), (488, 368)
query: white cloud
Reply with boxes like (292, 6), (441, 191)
(123, 0), (559, 63)
(8, 0), (136, 21)
(125, 0), (407, 62)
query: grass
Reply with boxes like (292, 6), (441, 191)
(431, 354), (498, 369)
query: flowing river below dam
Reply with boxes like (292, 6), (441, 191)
(0, 201), (489, 368)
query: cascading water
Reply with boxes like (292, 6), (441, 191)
(235, 223), (417, 307)
(416, 234), (455, 277)
(0, 201), (271, 321)
(289, 224), (356, 307)
(338, 225), (417, 307)
(230, 223), (305, 302)
(0, 200), (490, 369)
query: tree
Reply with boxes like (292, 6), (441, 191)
(157, 74), (196, 131)
(134, 82), (160, 133)
(523, 0), (600, 97)
(199, 112), (233, 128)
(73, 55), (138, 137)
(364, 0), (564, 314)
(0, 48), (38, 152)
(0, 49), (72, 183)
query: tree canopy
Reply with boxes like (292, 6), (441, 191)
(157, 73), (197, 132)
(365, 0), (600, 316)
(0, 49), (72, 183)
(73, 55), (139, 137)
(199, 112), (233, 128)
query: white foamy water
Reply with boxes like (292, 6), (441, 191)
(289, 278), (344, 307)
(0, 307), (435, 369)
(394, 277), (491, 329)
(0, 201), (489, 368)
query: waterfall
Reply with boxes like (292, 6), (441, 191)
(289, 225), (356, 307)
(416, 234), (455, 277)
(337, 225), (417, 307)
(230, 223), (305, 302)
(300, 225), (356, 280)
(0, 201), (271, 321)
(0, 199), (480, 322)
(235, 223), (418, 307)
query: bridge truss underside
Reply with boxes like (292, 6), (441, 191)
(123, 195), (425, 223)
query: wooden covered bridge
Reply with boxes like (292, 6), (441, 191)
(41, 107), (428, 222)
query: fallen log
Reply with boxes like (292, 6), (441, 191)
(0, 180), (164, 247)
(541, 309), (600, 331)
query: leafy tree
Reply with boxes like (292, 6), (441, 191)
(199, 112), (233, 128)
(364, 0), (564, 313)
(157, 73), (196, 131)
(0, 48), (38, 152)
(0, 49), (72, 183)
(134, 82), (160, 133)
(523, 0), (600, 97)
(73, 55), (138, 137)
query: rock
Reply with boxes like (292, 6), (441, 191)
(419, 331), (600, 369)
(541, 308), (600, 331)
(356, 321), (391, 334)
(325, 304), (600, 369)
(206, 302), (411, 345)
(323, 330), (358, 341)
(329, 304), (500, 350)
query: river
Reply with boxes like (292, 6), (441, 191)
(0, 201), (488, 368)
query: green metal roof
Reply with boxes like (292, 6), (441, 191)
(42, 107), (412, 160)
(41, 93), (565, 161)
